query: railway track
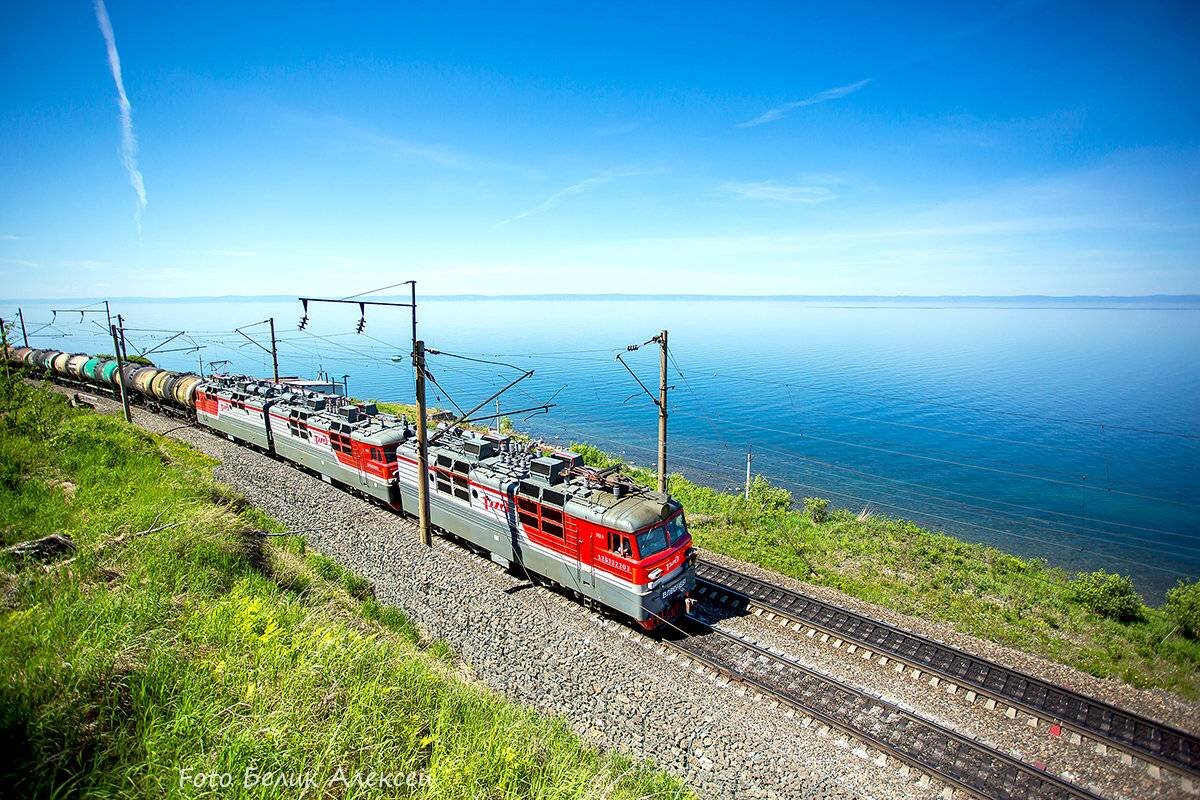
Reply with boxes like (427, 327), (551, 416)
(33, 379), (1194, 795)
(665, 623), (1102, 800)
(695, 558), (1200, 783)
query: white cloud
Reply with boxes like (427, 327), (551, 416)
(737, 79), (872, 128)
(200, 249), (260, 258)
(326, 116), (464, 167)
(94, 0), (147, 234)
(0, 235), (19, 241)
(493, 168), (649, 228)
(724, 180), (837, 203)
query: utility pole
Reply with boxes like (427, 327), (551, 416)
(616, 330), (671, 494)
(1, 318), (9, 380)
(414, 339), (432, 546)
(495, 398), (501, 434)
(657, 329), (668, 493)
(116, 314), (128, 360)
(233, 318), (280, 382)
(268, 317), (280, 382)
(17, 308), (29, 347)
(297, 280), (431, 546)
(110, 322), (132, 423)
(341, 374), (350, 398)
(745, 445), (753, 499)
(51, 304), (129, 411)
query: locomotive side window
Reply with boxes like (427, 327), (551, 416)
(607, 531), (633, 557)
(666, 513), (687, 543)
(446, 460), (470, 501)
(432, 453), (454, 494)
(540, 506), (563, 539)
(541, 489), (564, 507)
(516, 496), (538, 529)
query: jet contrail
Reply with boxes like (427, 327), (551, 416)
(94, 0), (147, 235)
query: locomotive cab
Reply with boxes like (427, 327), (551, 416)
(627, 508), (695, 631)
(585, 490), (696, 632)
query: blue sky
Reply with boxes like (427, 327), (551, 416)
(1, 0), (1198, 297)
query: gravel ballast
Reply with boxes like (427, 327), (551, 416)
(44, 384), (1200, 800)
(80, 397), (927, 800)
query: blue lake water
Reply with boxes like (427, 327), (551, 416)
(10, 296), (1199, 600)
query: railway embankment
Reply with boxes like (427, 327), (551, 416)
(556, 442), (1200, 707)
(0, 376), (691, 799)
(9, 376), (1198, 800)
(372, 399), (1200, 709)
(12, 380), (960, 800)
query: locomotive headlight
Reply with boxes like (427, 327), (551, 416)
(648, 567), (663, 580)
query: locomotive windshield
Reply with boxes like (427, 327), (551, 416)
(635, 512), (688, 559)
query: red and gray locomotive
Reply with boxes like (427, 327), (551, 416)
(7, 346), (696, 630)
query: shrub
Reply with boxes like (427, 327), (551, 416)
(572, 442), (623, 470)
(94, 352), (155, 367)
(1165, 579), (1200, 638)
(1070, 570), (1144, 622)
(745, 475), (792, 511)
(803, 496), (830, 524)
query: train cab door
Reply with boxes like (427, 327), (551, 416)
(567, 517), (591, 591)
(351, 438), (370, 488)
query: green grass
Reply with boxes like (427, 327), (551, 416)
(0, 376), (692, 799)
(567, 443), (1200, 700)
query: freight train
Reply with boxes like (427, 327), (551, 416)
(3, 346), (696, 630)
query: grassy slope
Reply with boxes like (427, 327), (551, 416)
(0, 377), (690, 799)
(566, 444), (1200, 700)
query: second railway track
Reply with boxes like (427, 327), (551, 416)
(664, 623), (1102, 800)
(694, 558), (1200, 785)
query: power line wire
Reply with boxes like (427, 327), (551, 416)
(536, 411), (1197, 579)
(670, 409), (1197, 509)
(681, 366), (1200, 441)
(744, 440), (1195, 542)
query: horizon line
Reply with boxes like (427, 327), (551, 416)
(4, 292), (1200, 305)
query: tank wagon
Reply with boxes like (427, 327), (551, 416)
(5, 349), (696, 629)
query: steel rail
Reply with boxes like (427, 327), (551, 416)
(695, 558), (1200, 778)
(666, 623), (1103, 800)
(21, 370), (1191, 789)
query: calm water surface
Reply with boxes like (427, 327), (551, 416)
(12, 297), (1199, 600)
